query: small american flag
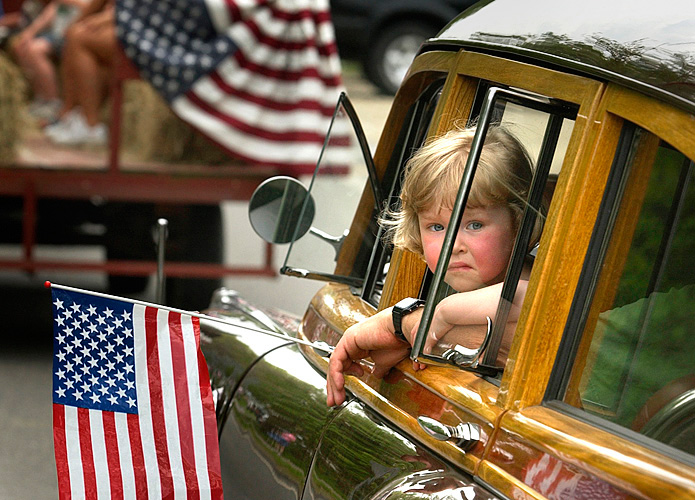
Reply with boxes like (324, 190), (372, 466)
(115, 0), (346, 176)
(51, 285), (223, 499)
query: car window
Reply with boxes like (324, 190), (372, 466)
(279, 94), (376, 287)
(411, 85), (577, 377)
(279, 82), (443, 306)
(550, 123), (695, 459)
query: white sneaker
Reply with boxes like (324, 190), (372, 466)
(52, 121), (107, 146)
(45, 110), (87, 141)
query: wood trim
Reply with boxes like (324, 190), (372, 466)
(496, 82), (609, 409)
(604, 86), (695, 161)
(490, 407), (695, 499)
(456, 51), (603, 108)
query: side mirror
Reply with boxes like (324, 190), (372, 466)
(248, 176), (315, 244)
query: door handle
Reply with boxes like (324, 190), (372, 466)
(417, 416), (481, 451)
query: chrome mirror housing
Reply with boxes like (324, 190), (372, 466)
(248, 176), (315, 244)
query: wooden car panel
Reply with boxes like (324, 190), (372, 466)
(483, 407), (695, 499)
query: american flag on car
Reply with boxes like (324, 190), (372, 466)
(114, 0), (346, 175)
(50, 284), (223, 499)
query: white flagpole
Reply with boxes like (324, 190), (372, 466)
(46, 281), (333, 354)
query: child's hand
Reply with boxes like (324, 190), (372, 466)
(423, 300), (457, 354)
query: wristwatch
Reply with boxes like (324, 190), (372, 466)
(392, 297), (425, 343)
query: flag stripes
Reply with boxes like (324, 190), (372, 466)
(117, 0), (348, 174)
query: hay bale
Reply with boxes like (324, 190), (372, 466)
(0, 52), (27, 163)
(120, 80), (230, 165)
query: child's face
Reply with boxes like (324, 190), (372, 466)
(418, 202), (516, 292)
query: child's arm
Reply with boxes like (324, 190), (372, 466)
(326, 307), (411, 407)
(418, 280), (528, 353)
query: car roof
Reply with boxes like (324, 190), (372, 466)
(424, 0), (695, 114)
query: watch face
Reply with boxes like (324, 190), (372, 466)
(396, 297), (423, 312)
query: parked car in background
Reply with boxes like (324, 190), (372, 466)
(331, 0), (479, 94)
(200, 0), (695, 498)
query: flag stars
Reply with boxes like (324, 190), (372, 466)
(53, 294), (137, 413)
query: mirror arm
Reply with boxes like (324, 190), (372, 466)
(308, 227), (349, 258)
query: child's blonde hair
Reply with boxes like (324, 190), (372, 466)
(382, 124), (544, 256)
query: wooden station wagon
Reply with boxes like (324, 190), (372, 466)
(200, 0), (695, 498)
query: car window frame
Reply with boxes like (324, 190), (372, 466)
(409, 85), (579, 376)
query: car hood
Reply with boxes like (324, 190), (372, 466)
(199, 288), (302, 432)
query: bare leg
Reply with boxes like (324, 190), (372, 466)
(62, 7), (115, 126)
(12, 36), (59, 101)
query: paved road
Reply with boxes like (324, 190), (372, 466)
(0, 275), (62, 499)
(0, 67), (393, 498)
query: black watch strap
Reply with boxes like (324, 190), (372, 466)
(392, 297), (425, 343)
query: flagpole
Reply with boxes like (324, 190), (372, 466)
(45, 281), (333, 354)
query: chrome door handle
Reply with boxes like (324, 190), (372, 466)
(417, 416), (481, 451)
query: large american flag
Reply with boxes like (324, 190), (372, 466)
(51, 285), (223, 499)
(115, 0), (346, 176)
